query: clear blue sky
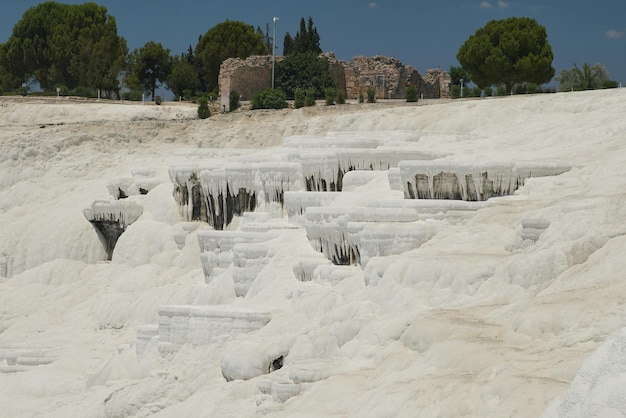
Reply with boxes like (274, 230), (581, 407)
(2, 0), (625, 87)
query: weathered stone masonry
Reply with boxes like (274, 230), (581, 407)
(219, 53), (451, 111)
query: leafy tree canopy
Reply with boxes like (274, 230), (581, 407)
(168, 57), (200, 99)
(456, 17), (554, 93)
(275, 52), (334, 99)
(449, 66), (471, 87)
(125, 41), (171, 101)
(556, 62), (618, 92)
(195, 20), (268, 92)
(0, 1), (127, 94)
(284, 17), (321, 56)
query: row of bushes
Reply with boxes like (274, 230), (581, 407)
(195, 85), (420, 119)
(450, 83), (558, 98)
(203, 85), (421, 114)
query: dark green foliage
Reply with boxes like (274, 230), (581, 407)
(72, 85), (96, 98)
(601, 79), (619, 89)
(525, 83), (538, 94)
(367, 88), (376, 103)
(123, 90), (143, 101)
(283, 33), (294, 56)
(197, 96), (210, 119)
(406, 85), (418, 102)
(195, 20), (268, 93)
(284, 17), (322, 56)
(336, 89), (346, 104)
(358, 91), (364, 103)
(304, 88), (316, 107)
(229, 90), (241, 111)
(275, 52), (334, 99)
(256, 24), (272, 55)
(325, 88), (336, 105)
(450, 85), (461, 99)
(294, 88), (305, 108)
(496, 85), (507, 96)
(484, 86), (493, 97)
(168, 58), (200, 100)
(126, 41), (171, 101)
(573, 63), (598, 90)
(449, 66), (471, 88)
(457, 17), (555, 93)
(155, 95), (162, 105)
(0, 2), (127, 96)
(251, 88), (287, 110)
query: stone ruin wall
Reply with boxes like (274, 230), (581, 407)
(219, 54), (450, 111)
(219, 56), (278, 111)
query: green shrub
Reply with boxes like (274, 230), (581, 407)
(358, 91), (364, 103)
(155, 95), (162, 105)
(229, 90), (241, 111)
(294, 88), (305, 108)
(450, 85), (460, 99)
(72, 86), (96, 98)
(304, 88), (316, 107)
(251, 88), (287, 110)
(324, 88), (336, 105)
(197, 96), (210, 119)
(336, 89), (346, 104)
(601, 80), (619, 89)
(496, 85), (507, 96)
(483, 86), (493, 97)
(366, 88), (376, 103)
(123, 90), (143, 101)
(406, 85), (418, 102)
(54, 84), (69, 96)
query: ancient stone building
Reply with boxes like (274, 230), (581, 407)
(219, 54), (450, 111)
(218, 55), (281, 111)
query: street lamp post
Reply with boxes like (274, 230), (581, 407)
(460, 78), (464, 98)
(272, 17), (279, 89)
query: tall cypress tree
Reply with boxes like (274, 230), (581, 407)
(284, 16), (321, 55)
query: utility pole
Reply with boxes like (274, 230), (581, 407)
(272, 17), (279, 89)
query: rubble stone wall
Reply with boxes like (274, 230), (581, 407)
(219, 56), (278, 111)
(219, 54), (450, 110)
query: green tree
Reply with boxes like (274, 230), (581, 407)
(126, 41), (171, 101)
(556, 62), (617, 91)
(573, 63), (597, 90)
(449, 66), (471, 89)
(256, 24), (272, 55)
(284, 17), (322, 55)
(275, 52), (334, 99)
(195, 20), (268, 93)
(555, 68), (576, 92)
(0, 2), (127, 95)
(168, 57), (200, 99)
(283, 33), (294, 56)
(457, 17), (555, 93)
